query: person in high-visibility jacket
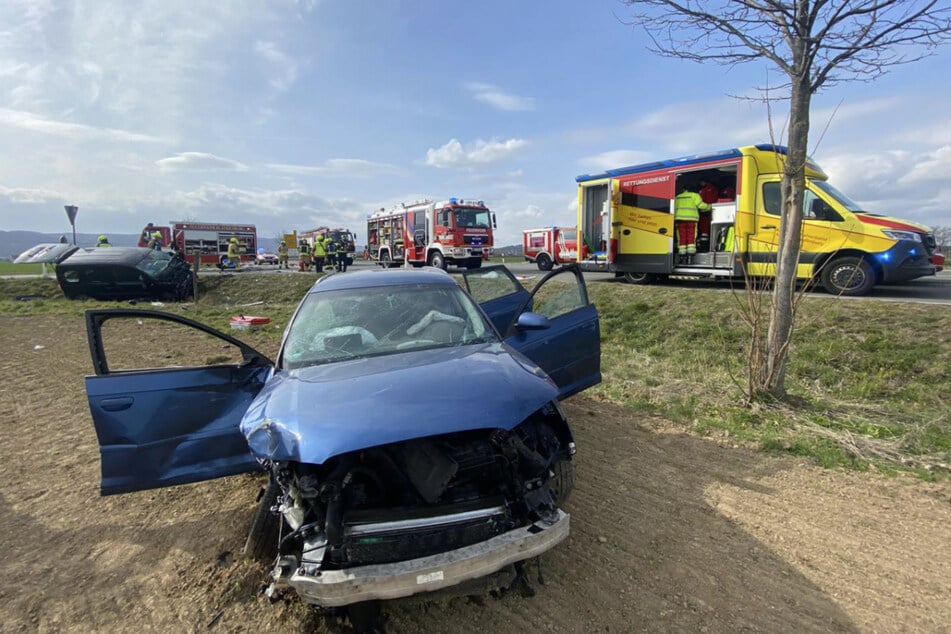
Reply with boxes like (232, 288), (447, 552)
(313, 235), (326, 272)
(674, 185), (711, 263)
(96, 235), (111, 248)
(277, 240), (289, 269)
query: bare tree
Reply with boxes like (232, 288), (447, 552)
(622, 0), (951, 400)
(933, 225), (951, 255)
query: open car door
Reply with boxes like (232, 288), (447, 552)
(464, 265), (601, 400)
(84, 309), (273, 495)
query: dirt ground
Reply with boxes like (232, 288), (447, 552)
(2, 313), (949, 633)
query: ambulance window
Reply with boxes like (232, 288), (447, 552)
(763, 182), (782, 215)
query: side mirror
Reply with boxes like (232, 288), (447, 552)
(492, 213), (497, 230)
(515, 311), (551, 331)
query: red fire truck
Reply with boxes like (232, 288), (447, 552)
(137, 221), (257, 265)
(366, 198), (495, 269)
(523, 226), (578, 271)
(301, 226), (357, 266)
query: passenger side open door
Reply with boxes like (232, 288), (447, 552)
(464, 265), (601, 400)
(83, 309), (273, 495)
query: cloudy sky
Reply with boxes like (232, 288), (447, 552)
(2, 0), (949, 247)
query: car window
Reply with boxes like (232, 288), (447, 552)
(99, 317), (247, 371)
(463, 267), (524, 304)
(136, 250), (174, 276)
(282, 284), (497, 369)
(530, 271), (586, 320)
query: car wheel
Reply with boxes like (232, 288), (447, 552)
(428, 251), (446, 270)
(243, 477), (282, 564)
(623, 272), (654, 285)
(536, 253), (553, 271)
(821, 256), (875, 296)
(550, 459), (574, 506)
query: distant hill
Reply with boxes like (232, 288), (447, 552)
(0, 231), (279, 260)
(494, 244), (523, 256)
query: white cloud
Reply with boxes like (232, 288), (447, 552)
(426, 138), (529, 168)
(579, 150), (654, 173)
(0, 108), (166, 143)
(465, 82), (535, 112)
(267, 158), (406, 177)
(0, 184), (63, 205)
(254, 40), (302, 93)
(156, 152), (248, 172)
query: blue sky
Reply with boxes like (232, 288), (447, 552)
(2, 0), (950, 247)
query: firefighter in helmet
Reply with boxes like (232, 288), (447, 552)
(313, 235), (326, 272)
(277, 240), (289, 269)
(96, 235), (111, 248)
(147, 231), (163, 250)
(326, 235), (338, 271)
(298, 239), (311, 271)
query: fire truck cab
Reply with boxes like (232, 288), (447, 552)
(367, 198), (496, 270)
(523, 227), (578, 271)
(303, 227), (357, 266)
(576, 144), (943, 295)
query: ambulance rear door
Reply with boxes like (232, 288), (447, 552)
(613, 171), (675, 274)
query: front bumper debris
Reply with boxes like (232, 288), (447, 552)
(277, 510), (569, 607)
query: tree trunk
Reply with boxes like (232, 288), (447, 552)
(758, 77), (812, 398)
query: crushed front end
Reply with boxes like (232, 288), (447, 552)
(258, 411), (575, 607)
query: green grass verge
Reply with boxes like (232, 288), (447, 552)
(2, 272), (947, 478)
(0, 262), (45, 275)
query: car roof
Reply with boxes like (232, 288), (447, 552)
(61, 247), (155, 266)
(308, 268), (456, 293)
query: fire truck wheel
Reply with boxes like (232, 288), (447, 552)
(821, 256), (875, 296)
(380, 251), (392, 269)
(536, 253), (553, 271)
(623, 272), (654, 285)
(428, 251), (446, 270)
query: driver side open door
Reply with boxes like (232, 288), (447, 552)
(84, 310), (273, 495)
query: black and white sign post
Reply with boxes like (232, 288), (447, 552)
(64, 205), (79, 245)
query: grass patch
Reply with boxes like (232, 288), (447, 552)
(2, 271), (947, 477)
(586, 282), (950, 478)
(0, 262), (45, 275)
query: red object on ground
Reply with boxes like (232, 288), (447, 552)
(230, 315), (271, 330)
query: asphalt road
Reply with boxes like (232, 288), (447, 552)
(245, 258), (951, 305)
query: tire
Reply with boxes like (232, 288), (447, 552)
(536, 253), (553, 271)
(550, 460), (574, 507)
(623, 272), (654, 285)
(243, 478), (282, 564)
(380, 251), (392, 269)
(821, 256), (875, 296)
(428, 251), (446, 270)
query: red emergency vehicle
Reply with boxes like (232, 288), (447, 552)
(301, 226), (357, 266)
(137, 221), (257, 265)
(366, 198), (496, 269)
(523, 227), (578, 271)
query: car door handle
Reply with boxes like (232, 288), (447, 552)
(100, 397), (134, 412)
(761, 225), (776, 230)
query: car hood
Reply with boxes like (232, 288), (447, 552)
(14, 243), (78, 264)
(239, 342), (558, 464)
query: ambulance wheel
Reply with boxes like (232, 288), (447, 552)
(536, 253), (553, 271)
(623, 272), (654, 285)
(428, 251), (446, 270)
(821, 256), (875, 296)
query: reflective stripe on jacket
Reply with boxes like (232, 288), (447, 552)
(674, 191), (709, 222)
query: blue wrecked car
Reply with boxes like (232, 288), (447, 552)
(82, 265), (600, 621)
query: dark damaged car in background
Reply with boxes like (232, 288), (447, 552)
(81, 266), (600, 627)
(15, 244), (194, 301)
